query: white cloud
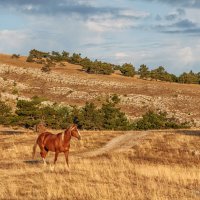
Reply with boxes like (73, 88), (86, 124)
(86, 15), (137, 32)
(178, 47), (194, 65)
(0, 29), (31, 53)
(115, 52), (129, 58)
(119, 9), (150, 18)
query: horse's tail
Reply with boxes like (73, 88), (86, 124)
(32, 141), (38, 159)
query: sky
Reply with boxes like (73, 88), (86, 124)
(0, 0), (200, 75)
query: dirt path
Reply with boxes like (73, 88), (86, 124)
(78, 131), (149, 158)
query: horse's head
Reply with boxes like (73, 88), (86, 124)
(70, 124), (81, 140)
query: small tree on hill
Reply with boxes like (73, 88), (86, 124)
(77, 102), (103, 130)
(138, 64), (150, 79)
(0, 101), (13, 125)
(11, 54), (20, 59)
(120, 63), (136, 77)
(178, 71), (199, 84)
(100, 95), (131, 130)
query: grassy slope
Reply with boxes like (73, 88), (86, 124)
(1, 54), (200, 199)
(0, 54), (200, 127)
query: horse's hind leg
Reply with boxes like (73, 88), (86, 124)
(54, 152), (59, 165)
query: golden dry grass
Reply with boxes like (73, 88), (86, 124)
(0, 129), (200, 200)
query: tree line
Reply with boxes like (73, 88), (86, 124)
(18, 49), (200, 84)
(0, 95), (189, 130)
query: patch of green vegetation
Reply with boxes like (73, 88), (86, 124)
(11, 54), (20, 59)
(135, 111), (190, 130)
(0, 95), (190, 130)
(25, 49), (200, 84)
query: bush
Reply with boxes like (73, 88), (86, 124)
(41, 64), (51, 73)
(0, 98), (191, 130)
(11, 54), (20, 59)
(40, 105), (71, 129)
(83, 60), (114, 75)
(138, 64), (150, 79)
(77, 102), (103, 130)
(178, 71), (199, 84)
(120, 63), (136, 77)
(15, 99), (42, 128)
(26, 55), (34, 62)
(135, 111), (190, 130)
(0, 101), (13, 125)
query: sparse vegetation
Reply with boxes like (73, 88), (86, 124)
(0, 95), (190, 130)
(0, 101), (13, 125)
(138, 64), (150, 79)
(178, 71), (200, 84)
(11, 54), (20, 59)
(25, 49), (200, 83)
(135, 110), (190, 130)
(120, 63), (136, 77)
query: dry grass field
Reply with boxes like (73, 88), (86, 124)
(0, 54), (200, 199)
(0, 128), (200, 200)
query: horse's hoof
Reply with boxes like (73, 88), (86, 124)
(49, 165), (55, 172)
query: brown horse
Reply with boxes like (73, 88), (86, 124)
(32, 124), (81, 167)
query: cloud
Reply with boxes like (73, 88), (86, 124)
(0, 0), (118, 18)
(115, 52), (129, 59)
(0, 0), (149, 33)
(165, 8), (185, 21)
(86, 14), (138, 32)
(119, 9), (150, 19)
(134, 0), (200, 8)
(0, 29), (32, 53)
(155, 19), (200, 34)
(0, 0), (148, 21)
(178, 47), (194, 65)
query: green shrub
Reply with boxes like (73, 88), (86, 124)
(178, 71), (199, 84)
(120, 63), (136, 77)
(83, 60), (114, 75)
(15, 99), (42, 128)
(77, 102), (103, 130)
(138, 64), (150, 79)
(0, 97), (191, 131)
(0, 101), (13, 125)
(135, 111), (190, 130)
(11, 54), (20, 59)
(26, 55), (34, 62)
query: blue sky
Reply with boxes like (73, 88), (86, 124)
(0, 0), (200, 74)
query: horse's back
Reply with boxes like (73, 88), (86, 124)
(37, 132), (62, 151)
(37, 132), (53, 145)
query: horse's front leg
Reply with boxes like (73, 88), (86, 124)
(64, 150), (69, 171)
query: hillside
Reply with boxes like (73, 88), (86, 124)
(0, 54), (200, 127)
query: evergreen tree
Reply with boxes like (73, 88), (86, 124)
(78, 102), (103, 130)
(138, 64), (150, 79)
(0, 101), (13, 125)
(120, 63), (136, 77)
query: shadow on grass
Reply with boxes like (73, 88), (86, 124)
(176, 129), (200, 136)
(24, 160), (49, 165)
(0, 130), (26, 135)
